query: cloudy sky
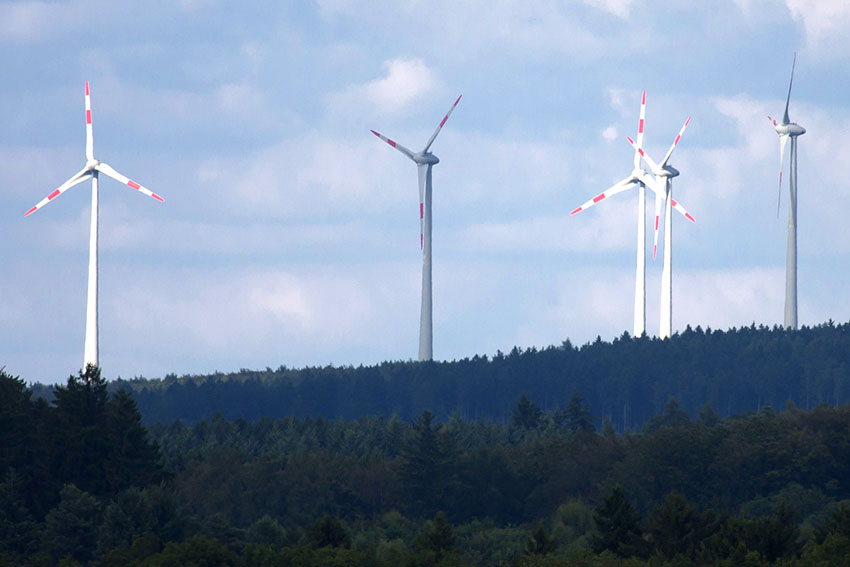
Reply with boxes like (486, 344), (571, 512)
(1, 0), (849, 383)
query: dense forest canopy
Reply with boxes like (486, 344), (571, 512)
(4, 320), (850, 565)
(4, 364), (850, 565)
(29, 320), (850, 429)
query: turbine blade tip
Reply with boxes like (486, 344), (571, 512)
(569, 207), (582, 215)
(24, 207), (37, 217)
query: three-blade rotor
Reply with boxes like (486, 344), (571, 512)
(628, 116), (695, 258)
(370, 95), (462, 249)
(769, 52), (803, 217)
(24, 82), (164, 217)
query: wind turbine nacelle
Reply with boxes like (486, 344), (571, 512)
(414, 153), (440, 166)
(775, 123), (806, 137)
(654, 165), (679, 178)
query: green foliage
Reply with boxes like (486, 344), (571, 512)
(525, 521), (557, 555)
(308, 516), (350, 549)
(591, 485), (647, 558)
(563, 388), (596, 434)
(511, 394), (543, 431)
(43, 484), (102, 563)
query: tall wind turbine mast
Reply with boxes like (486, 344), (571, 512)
(769, 53), (805, 330)
(629, 117), (694, 339)
(371, 95), (462, 361)
(25, 82), (164, 369)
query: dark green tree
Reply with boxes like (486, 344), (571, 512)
(104, 388), (166, 493)
(308, 516), (350, 549)
(525, 521), (557, 555)
(400, 411), (457, 517)
(510, 394), (543, 430)
(51, 365), (110, 495)
(591, 485), (647, 558)
(417, 512), (457, 564)
(648, 490), (697, 560)
(0, 468), (39, 558)
(43, 484), (102, 563)
(564, 388), (596, 433)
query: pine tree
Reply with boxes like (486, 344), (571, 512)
(591, 485), (647, 558)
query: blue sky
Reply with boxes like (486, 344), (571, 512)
(2, 0), (849, 383)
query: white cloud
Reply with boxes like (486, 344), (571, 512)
(0, 1), (79, 42)
(326, 58), (441, 117)
(583, 0), (636, 19)
(601, 125), (618, 142)
(786, 0), (850, 54)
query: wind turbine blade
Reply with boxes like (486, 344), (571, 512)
(85, 81), (94, 161)
(777, 134), (789, 216)
(783, 52), (796, 125)
(768, 115), (778, 127)
(660, 117), (691, 167)
(423, 95), (462, 153)
(670, 196), (696, 223)
(95, 162), (164, 202)
(633, 90), (646, 169)
(569, 177), (636, 215)
(370, 129), (415, 160)
(652, 185), (662, 259)
(24, 168), (92, 216)
(627, 136), (660, 172)
(638, 171), (694, 223)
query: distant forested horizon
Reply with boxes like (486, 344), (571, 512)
(28, 319), (850, 430)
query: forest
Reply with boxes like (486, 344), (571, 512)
(25, 319), (849, 431)
(4, 345), (850, 566)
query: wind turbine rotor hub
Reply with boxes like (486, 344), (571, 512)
(414, 152), (439, 165)
(775, 123), (806, 137)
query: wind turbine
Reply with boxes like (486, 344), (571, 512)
(628, 116), (694, 339)
(25, 81), (164, 369)
(769, 53), (805, 330)
(370, 95), (461, 361)
(570, 91), (663, 337)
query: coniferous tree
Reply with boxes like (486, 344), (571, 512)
(564, 388), (596, 434)
(525, 521), (557, 555)
(649, 490), (697, 560)
(510, 394), (542, 430)
(591, 485), (647, 558)
(51, 365), (110, 496)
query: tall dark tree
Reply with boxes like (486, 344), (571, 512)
(0, 468), (39, 558)
(417, 512), (457, 564)
(525, 521), (557, 555)
(104, 388), (166, 493)
(43, 484), (102, 563)
(51, 365), (111, 495)
(510, 394), (543, 430)
(400, 411), (457, 517)
(564, 388), (596, 434)
(591, 485), (647, 558)
(649, 490), (697, 560)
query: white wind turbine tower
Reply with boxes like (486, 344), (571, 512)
(570, 91), (670, 337)
(769, 53), (805, 330)
(370, 95), (461, 361)
(628, 116), (694, 339)
(25, 81), (164, 369)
